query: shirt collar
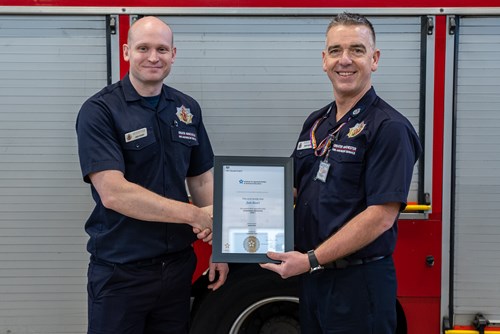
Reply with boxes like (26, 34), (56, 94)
(329, 86), (378, 126)
(121, 73), (175, 103)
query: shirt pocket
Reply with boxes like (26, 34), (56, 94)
(171, 124), (199, 147)
(121, 127), (159, 171)
(327, 145), (365, 197)
(122, 127), (157, 151)
(293, 148), (316, 186)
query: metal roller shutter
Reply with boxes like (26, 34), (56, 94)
(453, 16), (500, 326)
(0, 14), (424, 333)
(0, 15), (107, 333)
(163, 15), (423, 202)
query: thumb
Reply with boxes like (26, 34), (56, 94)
(208, 265), (216, 282)
(266, 251), (286, 261)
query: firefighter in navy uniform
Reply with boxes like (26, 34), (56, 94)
(261, 13), (422, 333)
(76, 16), (228, 334)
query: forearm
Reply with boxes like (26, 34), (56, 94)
(187, 170), (214, 207)
(314, 203), (400, 265)
(109, 182), (200, 224)
(91, 170), (204, 227)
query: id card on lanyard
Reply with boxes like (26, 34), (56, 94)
(310, 104), (364, 183)
(313, 129), (343, 182)
(315, 160), (330, 182)
(312, 123), (346, 183)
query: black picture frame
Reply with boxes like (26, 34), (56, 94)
(212, 156), (294, 263)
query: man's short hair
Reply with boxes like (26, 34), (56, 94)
(326, 12), (376, 45)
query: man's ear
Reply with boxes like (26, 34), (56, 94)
(321, 50), (327, 73)
(123, 44), (130, 62)
(371, 49), (380, 72)
(171, 46), (177, 64)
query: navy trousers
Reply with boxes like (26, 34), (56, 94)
(299, 256), (397, 334)
(87, 248), (196, 334)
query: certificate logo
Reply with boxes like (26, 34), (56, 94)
(243, 236), (260, 253)
(238, 179), (267, 185)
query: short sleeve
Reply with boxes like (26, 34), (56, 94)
(76, 98), (125, 183)
(365, 120), (421, 208)
(186, 107), (214, 177)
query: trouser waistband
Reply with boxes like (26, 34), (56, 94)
(91, 247), (193, 268)
(323, 255), (387, 269)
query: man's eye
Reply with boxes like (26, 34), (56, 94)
(352, 48), (365, 55)
(329, 49), (341, 56)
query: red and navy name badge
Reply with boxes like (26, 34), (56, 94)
(176, 105), (193, 125)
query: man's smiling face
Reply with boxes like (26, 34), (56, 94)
(322, 24), (380, 102)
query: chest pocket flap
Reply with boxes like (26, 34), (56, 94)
(171, 124), (199, 147)
(122, 127), (157, 151)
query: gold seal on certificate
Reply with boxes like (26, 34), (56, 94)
(212, 156), (294, 263)
(243, 235), (260, 253)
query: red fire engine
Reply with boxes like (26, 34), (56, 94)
(0, 1), (499, 333)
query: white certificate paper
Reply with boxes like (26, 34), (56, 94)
(212, 156), (294, 263)
(221, 165), (285, 254)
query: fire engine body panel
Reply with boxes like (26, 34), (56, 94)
(0, 1), (499, 333)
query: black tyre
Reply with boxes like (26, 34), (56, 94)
(190, 264), (300, 334)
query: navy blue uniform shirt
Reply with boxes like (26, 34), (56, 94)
(293, 87), (422, 259)
(76, 74), (214, 264)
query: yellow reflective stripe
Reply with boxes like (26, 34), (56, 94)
(445, 330), (500, 334)
(403, 204), (431, 212)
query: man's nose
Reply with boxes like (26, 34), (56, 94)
(339, 50), (353, 64)
(148, 50), (159, 62)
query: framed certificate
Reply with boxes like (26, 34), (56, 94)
(212, 156), (294, 263)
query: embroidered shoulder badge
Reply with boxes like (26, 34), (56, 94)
(347, 121), (366, 138)
(176, 105), (193, 125)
